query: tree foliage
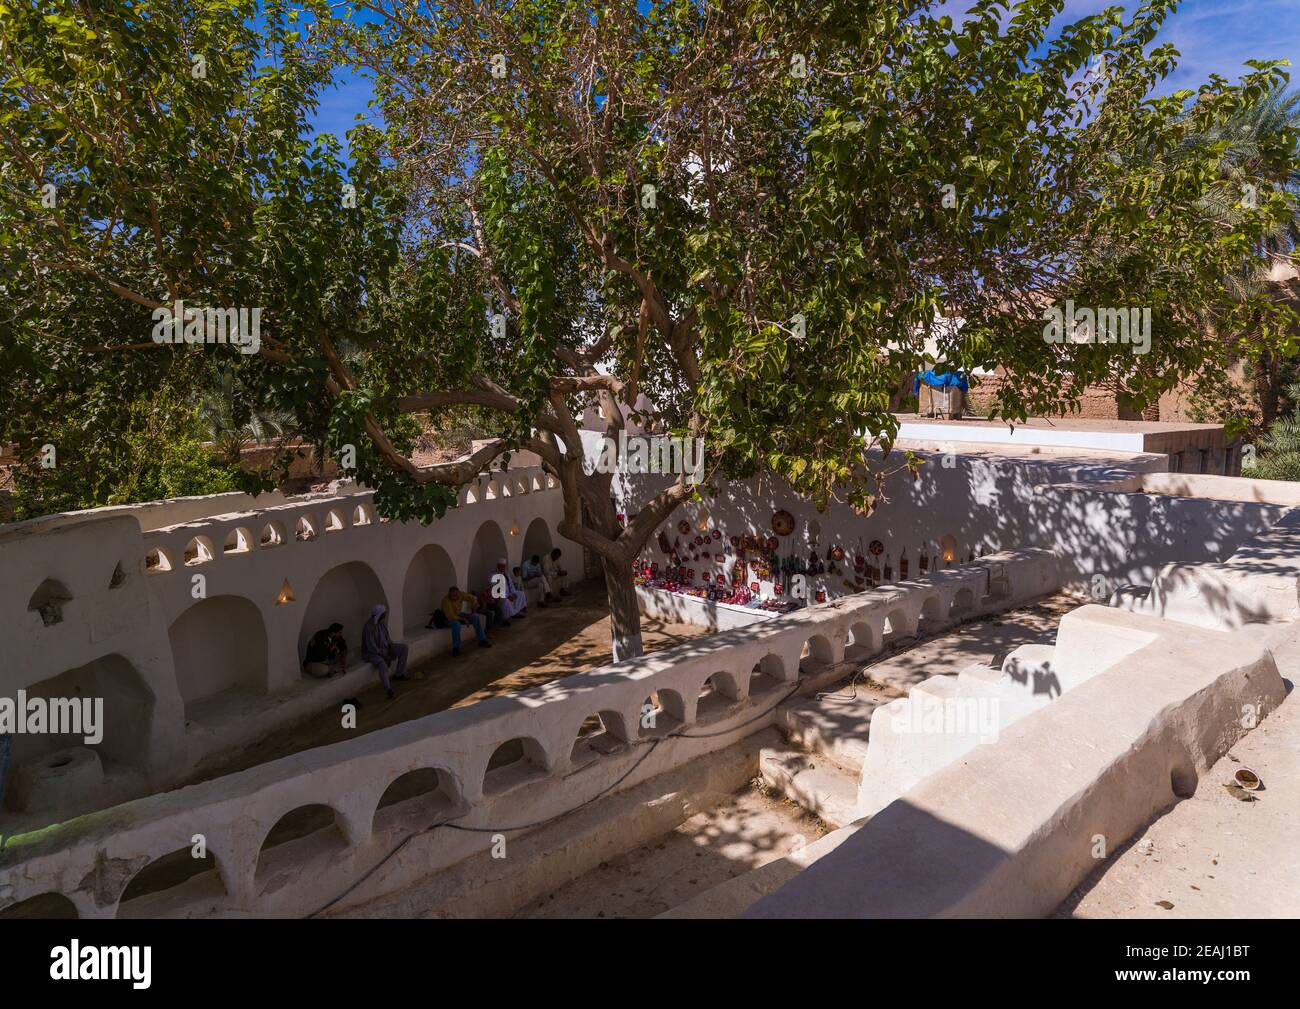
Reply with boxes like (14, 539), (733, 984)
(2, 0), (1298, 654)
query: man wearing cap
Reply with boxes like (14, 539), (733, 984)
(361, 603), (409, 699)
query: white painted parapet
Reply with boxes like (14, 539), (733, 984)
(1120, 507), (1300, 630)
(750, 609), (1288, 918)
(0, 550), (1057, 919)
(854, 604), (1158, 819)
(0, 466), (580, 825)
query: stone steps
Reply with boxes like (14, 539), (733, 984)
(757, 744), (859, 830)
(656, 822), (858, 919)
(778, 685), (896, 777)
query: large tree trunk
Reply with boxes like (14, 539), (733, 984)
(601, 553), (644, 662)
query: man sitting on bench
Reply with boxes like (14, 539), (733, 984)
(430, 586), (492, 657)
(543, 547), (569, 596)
(521, 553), (554, 606)
(303, 622), (348, 678)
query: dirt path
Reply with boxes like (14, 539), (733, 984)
(513, 782), (829, 919)
(184, 582), (706, 787)
(1057, 684), (1300, 918)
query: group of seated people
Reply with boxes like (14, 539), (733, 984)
(301, 549), (570, 699)
(428, 550), (569, 654)
(302, 603), (411, 699)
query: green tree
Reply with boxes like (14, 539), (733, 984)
(1248, 382), (1300, 480)
(3, 0), (1298, 659)
(1180, 84), (1300, 429)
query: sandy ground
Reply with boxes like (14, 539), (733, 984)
(514, 782), (829, 918)
(1057, 683), (1300, 918)
(184, 581), (706, 786)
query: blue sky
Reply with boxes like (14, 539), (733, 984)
(309, 0), (1300, 140)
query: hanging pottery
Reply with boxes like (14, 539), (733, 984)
(869, 539), (884, 557)
(831, 546), (845, 562)
(854, 553), (866, 568)
(678, 519), (691, 535)
(712, 529), (722, 541)
(771, 509), (796, 537)
(730, 535), (740, 547)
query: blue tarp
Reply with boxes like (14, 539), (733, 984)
(914, 369), (969, 394)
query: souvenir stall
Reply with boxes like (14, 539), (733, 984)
(634, 502), (958, 614)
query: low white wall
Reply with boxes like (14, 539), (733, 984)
(0, 465), (582, 819)
(747, 608), (1288, 918)
(617, 452), (1288, 603)
(0, 550), (1057, 919)
(636, 586), (775, 630)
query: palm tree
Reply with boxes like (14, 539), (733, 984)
(1251, 381), (1300, 480)
(1181, 85), (1300, 428)
(200, 366), (294, 467)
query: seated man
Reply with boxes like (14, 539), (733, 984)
(543, 547), (569, 596)
(494, 558), (527, 620)
(361, 604), (408, 699)
(511, 566), (537, 612)
(303, 622), (348, 678)
(475, 584), (506, 629)
(432, 586), (492, 657)
(521, 553), (553, 606)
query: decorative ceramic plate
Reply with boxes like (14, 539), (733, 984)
(771, 509), (796, 536)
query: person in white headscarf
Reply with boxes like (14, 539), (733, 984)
(493, 558), (527, 620)
(362, 603), (408, 699)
